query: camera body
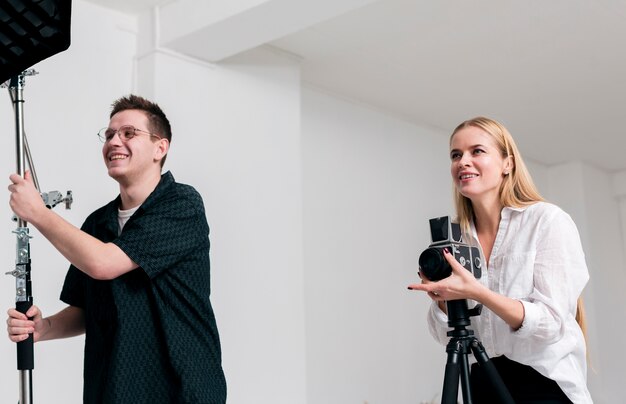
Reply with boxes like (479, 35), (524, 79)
(418, 216), (482, 281)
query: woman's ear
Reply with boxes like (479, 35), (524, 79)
(504, 155), (515, 175)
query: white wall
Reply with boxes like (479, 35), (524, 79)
(1, 2), (625, 404)
(542, 162), (626, 404)
(301, 87), (454, 404)
(519, 160), (626, 404)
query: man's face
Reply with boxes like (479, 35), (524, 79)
(101, 109), (167, 184)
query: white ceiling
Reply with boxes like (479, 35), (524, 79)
(85, 0), (626, 172)
(84, 0), (173, 15)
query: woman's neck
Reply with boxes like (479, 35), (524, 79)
(471, 197), (503, 267)
(472, 196), (503, 236)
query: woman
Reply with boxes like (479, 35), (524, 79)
(408, 117), (592, 403)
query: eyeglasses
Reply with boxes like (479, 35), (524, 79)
(97, 125), (162, 143)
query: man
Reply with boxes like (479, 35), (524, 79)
(6, 95), (227, 403)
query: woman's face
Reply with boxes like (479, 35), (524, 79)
(449, 126), (511, 204)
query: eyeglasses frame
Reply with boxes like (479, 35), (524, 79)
(97, 125), (163, 143)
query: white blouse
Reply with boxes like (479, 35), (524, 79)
(427, 202), (592, 403)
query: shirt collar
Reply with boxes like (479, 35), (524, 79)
(99, 171), (175, 236)
(468, 204), (532, 242)
(138, 171), (175, 212)
(502, 205), (528, 213)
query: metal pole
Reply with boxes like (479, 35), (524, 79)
(10, 72), (34, 404)
(4, 69), (71, 404)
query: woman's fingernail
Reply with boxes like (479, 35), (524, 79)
(443, 248), (449, 254)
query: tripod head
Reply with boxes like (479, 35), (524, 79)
(446, 299), (482, 331)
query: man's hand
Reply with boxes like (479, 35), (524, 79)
(6, 305), (48, 343)
(8, 170), (45, 224)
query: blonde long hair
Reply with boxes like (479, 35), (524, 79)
(450, 117), (587, 335)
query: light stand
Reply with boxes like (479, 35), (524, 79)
(0, 2), (72, 403)
(11, 71), (34, 404)
(4, 70), (73, 404)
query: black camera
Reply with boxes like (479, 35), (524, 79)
(418, 216), (482, 281)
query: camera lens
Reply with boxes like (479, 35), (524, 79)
(418, 248), (451, 281)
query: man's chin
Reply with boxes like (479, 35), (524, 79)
(107, 167), (125, 180)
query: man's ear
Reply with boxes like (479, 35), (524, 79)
(154, 138), (169, 162)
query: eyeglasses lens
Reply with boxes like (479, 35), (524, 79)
(119, 126), (136, 141)
(99, 126), (137, 142)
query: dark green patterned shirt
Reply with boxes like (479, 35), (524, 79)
(61, 171), (226, 403)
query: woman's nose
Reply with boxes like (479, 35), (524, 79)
(458, 153), (470, 167)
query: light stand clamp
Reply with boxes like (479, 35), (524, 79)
(41, 190), (73, 209)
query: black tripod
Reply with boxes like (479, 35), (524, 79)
(440, 299), (515, 404)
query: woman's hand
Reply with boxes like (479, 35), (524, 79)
(409, 248), (525, 329)
(6, 305), (49, 343)
(408, 248), (486, 302)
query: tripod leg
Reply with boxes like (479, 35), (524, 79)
(470, 339), (515, 404)
(441, 339), (461, 404)
(458, 349), (473, 404)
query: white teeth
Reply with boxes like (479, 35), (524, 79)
(460, 174), (477, 180)
(110, 155), (127, 161)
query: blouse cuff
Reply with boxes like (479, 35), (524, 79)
(513, 300), (539, 337)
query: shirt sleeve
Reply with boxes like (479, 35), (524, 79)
(513, 209), (589, 342)
(113, 186), (209, 279)
(59, 212), (101, 307)
(426, 302), (452, 345)
(60, 265), (86, 308)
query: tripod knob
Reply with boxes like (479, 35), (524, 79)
(468, 303), (483, 317)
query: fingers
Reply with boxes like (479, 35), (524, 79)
(442, 248), (458, 266)
(407, 283), (445, 300)
(9, 173), (22, 184)
(8, 171), (34, 190)
(6, 306), (40, 342)
(6, 317), (35, 342)
(25, 305), (41, 319)
(8, 305), (40, 319)
(8, 174), (23, 197)
(9, 333), (31, 342)
(442, 249), (468, 276)
(7, 308), (27, 321)
(427, 291), (444, 300)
